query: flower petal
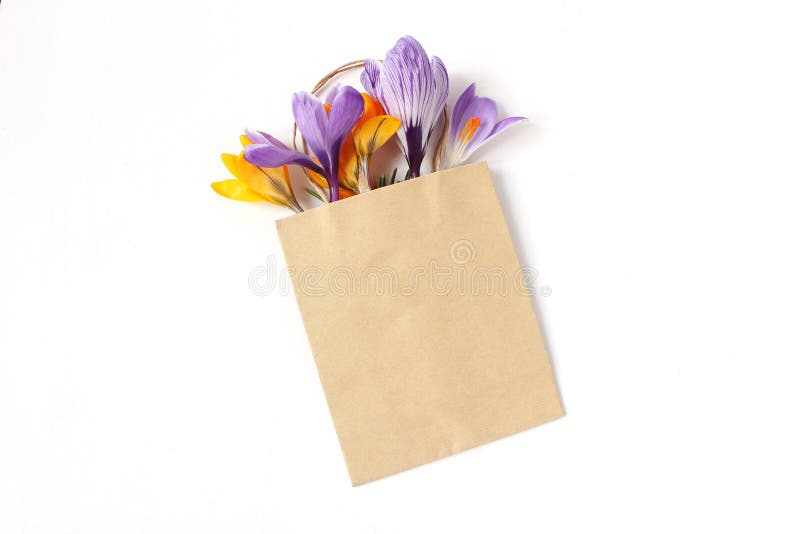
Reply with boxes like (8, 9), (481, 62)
(358, 93), (385, 127)
(338, 137), (359, 191)
(489, 116), (526, 138)
(235, 154), (291, 201)
(361, 60), (381, 99)
(326, 86), (365, 147)
(280, 165), (293, 194)
(292, 92), (329, 170)
(380, 35), (431, 127)
(354, 115), (401, 158)
(221, 153), (239, 178)
(211, 179), (266, 202)
(244, 143), (324, 175)
(430, 55), (449, 129)
(461, 96), (499, 150)
(325, 84), (344, 105)
(245, 129), (269, 145)
(306, 167), (328, 191)
(449, 83), (477, 145)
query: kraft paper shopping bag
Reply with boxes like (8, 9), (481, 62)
(276, 161), (563, 485)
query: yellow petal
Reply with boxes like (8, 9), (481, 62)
(211, 179), (265, 202)
(240, 134), (253, 147)
(353, 115), (401, 158)
(338, 138), (359, 191)
(301, 155), (328, 192)
(280, 165), (293, 194)
(358, 93), (385, 127)
(221, 153), (239, 178)
(235, 154), (296, 204)
(307, 167), (328, 191)
(235, 154), (274, 195)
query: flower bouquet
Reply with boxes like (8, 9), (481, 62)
(213, 36), (563, 486)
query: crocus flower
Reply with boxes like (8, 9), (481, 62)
(212, 135), (303, 212)
(244, 86), (364, 202)
(361, 36), (448, 177)
(442, 83), (525, 169)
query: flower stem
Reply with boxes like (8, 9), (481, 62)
(357, 157), (371, 193)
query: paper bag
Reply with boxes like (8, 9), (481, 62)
(276, 162), (563, 485)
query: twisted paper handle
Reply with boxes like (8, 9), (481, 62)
(291, 60), (449, 178)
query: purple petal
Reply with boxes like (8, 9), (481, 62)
(381, 35), (432, 127)
(325, 84), (343, 105)
(244, 143), (323, 175)
(449, 83), (477, 145)
(430, 55), (449, 125)
(489, 116), (526, 138)
(461, 96), (499, 151)
(322, 86), (364, 186)
(245, 129), (292, 151)
(458, 115), (526, 162)
(361, 60), (381, 99)
(292, 92), (329, 170)
(245, 129), (269, 145)
(326, 86), (364, 146)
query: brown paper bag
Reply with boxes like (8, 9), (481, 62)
(276, 162), (563, 485)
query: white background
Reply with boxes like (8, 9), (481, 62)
(2, 0), (799, 532)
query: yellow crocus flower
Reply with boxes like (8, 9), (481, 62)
(211, 136), (303, 212)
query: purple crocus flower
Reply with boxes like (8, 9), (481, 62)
(361, 36), (448, 177)
(442, 83), (526, 169)
(244, 86), (364, 201)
